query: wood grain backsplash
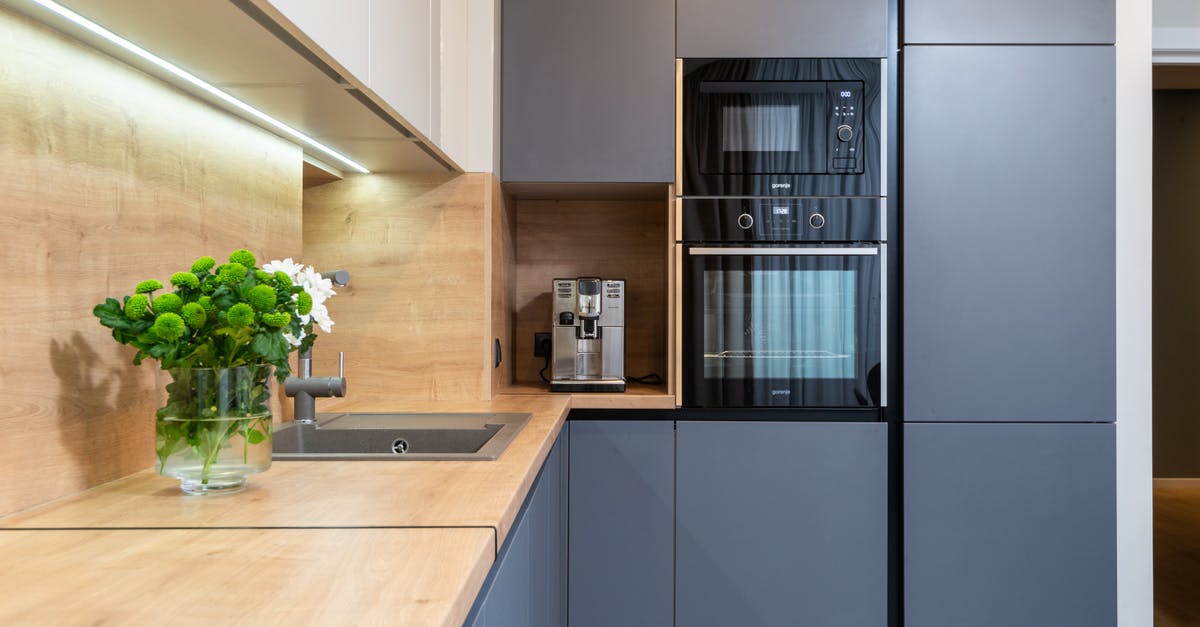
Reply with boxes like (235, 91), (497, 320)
(302, 173), (495, 404)
(0, 9), (302, 517)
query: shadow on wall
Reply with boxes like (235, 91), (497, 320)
(49, 332), (148, 487)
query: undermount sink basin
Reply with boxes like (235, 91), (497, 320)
(272, 412), (531, 461)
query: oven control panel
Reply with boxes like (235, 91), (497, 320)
(681, 197), (884, 243)
(827, 82), (865, 173)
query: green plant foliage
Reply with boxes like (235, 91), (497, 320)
(197, 295), (216, 317)
(170, 272), (199, 289)
(153, 313), (187, 341)
(296, 291), (313, 315)
(125, 294), (150, 320)
(247, 284), (277, 311)
(261, 312), (291, 328)
(217, 263), (247, 287)
(180, 302), (207, 328)
(190, 256), (216, 273)
(227, 303), (255, 327)
(255, 269), (272, 282)
(135, 279), (163, 294)
(229, 249), (257, 268)
(152, 292), (183, 314)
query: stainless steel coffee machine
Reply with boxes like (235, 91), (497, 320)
(551, 277), (625, 392)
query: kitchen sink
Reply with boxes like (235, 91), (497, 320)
(271, 412), (531, 461)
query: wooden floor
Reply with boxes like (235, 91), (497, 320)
(1155, 482), (1200, 626)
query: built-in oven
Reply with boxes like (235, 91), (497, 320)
(681, 197), (885, 408)
(679, 58), (883, 197)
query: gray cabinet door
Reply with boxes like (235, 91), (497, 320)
(465, 431), (567, 627)
(676, 421), (888, 627)
(502, 0), (674, 182)
(569, 420), (673, 627)
(903, 46), (1115, 422)
(677, 0), (889, 58)
(906, 0), (1114, 44)
(904, 423), (1116, 627)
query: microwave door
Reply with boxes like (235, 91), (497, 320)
(696, 82), (828, 176)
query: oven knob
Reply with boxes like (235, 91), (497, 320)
(737, 213), (754, 230)
(836, 124), (854, 142)
(809, 213), (826, 229)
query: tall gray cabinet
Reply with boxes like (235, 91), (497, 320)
(501, 0), (674, 182)
(676, 0), (889, 58)
(901, 3), (1117, 625)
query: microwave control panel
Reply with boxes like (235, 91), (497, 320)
(827, 82), (864, 174)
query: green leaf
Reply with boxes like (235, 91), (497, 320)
(250, 332), (290, 363)
(246, 428), (265, 445)
(94, 298), (134, 331)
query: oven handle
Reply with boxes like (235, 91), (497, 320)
(687, 247), (879, 256)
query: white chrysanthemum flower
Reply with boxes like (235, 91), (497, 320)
(262, 258), (305, 277)
(282, 331), (304, 347)
(264, 259), (336, 336)
(310, 303), (334, 334)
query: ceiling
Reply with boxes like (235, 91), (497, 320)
(6, 0), (458, 174)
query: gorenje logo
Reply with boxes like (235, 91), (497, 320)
(771, 183), (791, 190)
(771, 389), (791, 396)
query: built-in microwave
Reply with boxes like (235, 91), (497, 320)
(679, 58), (883, 197)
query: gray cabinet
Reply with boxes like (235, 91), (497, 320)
(568, 420), (674, 627)
(675, 421), (888, 627)
(902, 45), (1115, 422)
(904, 423), (1116, 627)
(501, 0), (674, 182)
(905, 0), (1114, 44)
(464, 430), (567, 627)
(676, 0), (889, 58)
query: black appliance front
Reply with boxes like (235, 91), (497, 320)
(681, 198), (885, 408)
(681, 58), (882, 197)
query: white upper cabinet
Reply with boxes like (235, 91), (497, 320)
(267, 0), (371, 81)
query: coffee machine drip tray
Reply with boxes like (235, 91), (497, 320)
(550, 378), (627, 393)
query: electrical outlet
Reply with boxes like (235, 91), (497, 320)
(533, 332), (552, 357)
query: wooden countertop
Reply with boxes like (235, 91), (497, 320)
(0, 395), (571, 626)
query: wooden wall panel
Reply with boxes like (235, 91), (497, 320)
(513, 199), (668, 385)
(488, 178), (516, 396)
(0, 9), (303, 517)
(302, 172), (491, 404)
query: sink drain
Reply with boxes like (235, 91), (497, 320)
(391, 438), (410, 454)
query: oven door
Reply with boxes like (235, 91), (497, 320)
(683, 245), (884, 408)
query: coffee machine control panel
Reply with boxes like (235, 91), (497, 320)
(552, 278), (624, 329)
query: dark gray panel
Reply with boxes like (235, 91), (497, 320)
(903, 46), (1115, 422)
(906, 0), (1114, 44)
(568, 421), (673, 627)
(677, 0), (889, 58)
(502, 0), (674, 182)
(676, 421), (888, 627)
(904, 423), (1116, 627)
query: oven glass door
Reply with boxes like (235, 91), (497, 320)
(683, 245), (883, 407)
(696, 81), (831, 175)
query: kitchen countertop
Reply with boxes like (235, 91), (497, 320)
(0, 395), (571, 627)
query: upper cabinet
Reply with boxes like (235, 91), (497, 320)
(905, 0), (1114, 44)
(501, 0), (674, 182)
(676, 0), (889, 58)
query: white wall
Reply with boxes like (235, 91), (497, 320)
(1154, 0), (1200, 61)
(1117, 0), (1154, 623)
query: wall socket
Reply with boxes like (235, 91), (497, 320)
(533, 332), (552, 357)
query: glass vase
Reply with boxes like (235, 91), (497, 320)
(156, 365), (274, 495)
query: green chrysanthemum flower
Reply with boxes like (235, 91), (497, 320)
(247, 284), (277, 311)
(197, 295), (217, 317)
(190, 256), (216, 273)
(255, 270), (272, 282)
(135, 280), (162, 294)
(180, 302), (207, 328)
(296, 291), (313, 316)
(229, 249), (257, 268)
(261, 312), (291, 328)
(273, 271), (292, 287)
(226, 303), (255, 327)
(152, 313), (187, 341)
(169, 272), (199, 289)
(217, 263), (247, 287)
(125, 294), (150, 320)
(152, 293), (183, 314)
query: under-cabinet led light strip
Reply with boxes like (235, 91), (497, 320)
(29, 0), (371, 174)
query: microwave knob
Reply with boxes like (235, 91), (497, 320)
(836, 124), (854, 142)
(737, 213), (754, 230)
(809, 213), (826, 229)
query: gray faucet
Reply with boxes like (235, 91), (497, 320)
(284, 270), (350, 425)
